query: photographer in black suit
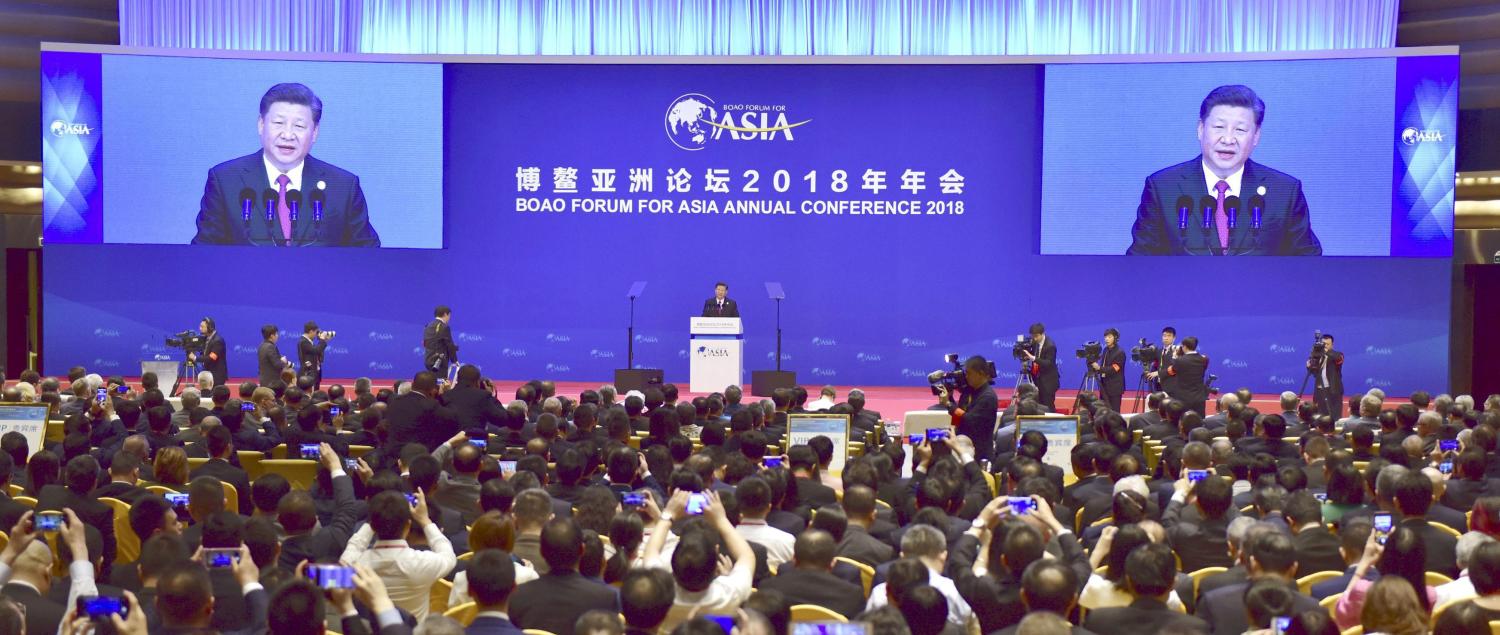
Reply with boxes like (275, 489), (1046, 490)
(1308, 333), (1345, 419)
(1095, 328), (1127, 413)
(1023, 323), (1060, 409)
(936, 355), (999, 462)
(1144, 326), (1178, 395)
(256, 325), (289, 390)
(701, 282), (739, 318)
(1166, 336), (1209, 417)
(188, 317), (228, 387)
(296, 321), (331, 390)
(423, 305), (459, 377)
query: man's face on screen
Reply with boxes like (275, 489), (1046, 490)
(1197, 105), (1260, 177)
(715, 285), (727, 300)
(258, 102), (319, 171)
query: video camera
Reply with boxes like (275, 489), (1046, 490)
(1075, 341), (1102, 361)
(1010, 335), (1036, 362)
(1309, 329), (1327, 361)
(319, 330), (337, 339)
(927, 353), (996, 396)
(1208, 374), (1221, 396)
(1130, 338), (1158, 364)
(165, 330), (205, 354)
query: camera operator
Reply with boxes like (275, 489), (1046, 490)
(1165, 336), (1209, 417)
(257, 324), (292, 389)
(298, 322), (334, 390)
(187, 317), (228, 387)
(1023, 323), (1060, 409)
(423, 305), (459, 377)
(1143, 326), (1179, 395)
(1307, 333), (1344, 419)
(936, 355), (1000, 462)
(1095, 328), (1126, 412)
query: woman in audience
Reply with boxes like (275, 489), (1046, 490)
(605, 510), (644, 584)
(1081, 521), (1185, 611)
(1336, 525), (1436, 629)
(448, 511), (537, 606)
(1470, 496), (1500, 538)
(1433, 599), (1493, 635)
(1358, 577), (1431, 635)
(574, 485), (621, 537)
(1320, 462), (1365, 525)
(1282, 609), (1340, 635)
(150, 446), (190, 489)
(23, 450), (60, 495)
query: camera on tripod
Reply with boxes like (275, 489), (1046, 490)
(927, 353), (996, 396)
(1207, 373), (1221, 396)
(1011, 335), (1036, 362)
(1075, 341), (1102, 361)
(1308, 329), (1327, 361)
(165, 330), (205, 354)
(1130, 338), (1158, 363)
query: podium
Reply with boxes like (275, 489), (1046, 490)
(689, 317), (743, 394)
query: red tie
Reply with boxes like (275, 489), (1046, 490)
(1214, 179), (1230, 254)
(276, 173), (292, 242)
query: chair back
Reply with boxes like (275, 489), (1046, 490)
(256, 460), (321, 490)
(834, 556), (875, 599)
(1295, 570), (1342, 595)
(789, 605), (848, 623)
(443, 602), (479, 626)
(99, 497), (139, 563)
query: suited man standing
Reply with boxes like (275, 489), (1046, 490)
(36, 455), (117, 576)
(466, 549), (526, 635)
(1126, 84), (1321, 256)
(937, 355), (999, 462)
(1285, 491), (1346, 575)
(1080, 543), (1209, 635)
(701, 282), (739, 318)
(1167, 336), (1209, 417)
(256, 325), (289, 389)
(1309, 333), (1345, 419)
(1095, 328), (1127, 413)
(423, 305), (459, 377)
(297, 322), (331, 390)
(386, 371), (460, 451)
(1145, 327), (1178, 395)
(189, 317), (228, 387)
(190, 82), (380, 247)
(1023, 323), (1060, 409)
(761, 530), (866, 618)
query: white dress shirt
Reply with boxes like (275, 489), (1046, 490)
(865, 567), (974, 628)
(449, 560), (539, 606)
(341, 522), (457, 620)
(647, 543), (755, 635)
(264, 154), (306, 192)
(1080, 572), (1186, 611)
(734, 519), (795, 570)
(1201, 160), (1245, 198)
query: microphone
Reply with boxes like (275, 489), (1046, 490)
(1174, 195), (1192, 232)
(309, 188), (325, 223)
(262, 189), (278, 223)
(1224, 195), (1240, 230)
(1199, 196), (1216, 231)
(1249, 194), (1265, 230)
(238, 188), (255, 223)
(286, 189), (302, 223)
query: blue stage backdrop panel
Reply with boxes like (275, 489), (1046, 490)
(42, 51), (1454, 397)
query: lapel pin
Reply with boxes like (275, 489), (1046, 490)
(1256, 185), (1267, 196)
(317, 180), (327, 190)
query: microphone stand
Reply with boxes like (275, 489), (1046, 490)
(626, 294), (636, 370)
(774, 296), (783, 372)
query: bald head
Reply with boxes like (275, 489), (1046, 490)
(794, 529), (838, 570)
(122, 435), (150, 461)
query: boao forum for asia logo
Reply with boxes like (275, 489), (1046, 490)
(664, 93), (811, 151)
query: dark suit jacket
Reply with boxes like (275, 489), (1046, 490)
(993, 620), (1098, 635)
(1197, 580), (1318, 635)
(702, 297), (740, 318)
(297, 335), (328, 377)
(1401, 517), (1459, 578)
(386, 392), (460, 451)
(441, 386), (509, 433)
(1126, 157), (1321, 256)
(423, 319), (459, 370)
(1429, 504), (1470, 535)
(1293, 526), (1347, 574)
(467, 615), (525, 635)
(190, 458), (254, 515)
(2, 582), (65, 635)
(90, 480), (151, 506)
(1167, 352), (1210, 415)
(1441, 478), (1496, 513)
(759, 568), (866, 619)
(508, 571), (621, 635)
(203, 332), (229, 386)
(837, 525), (895, 568)
(191, 151), (381, 246)
(792, 476), (838, 510)
(1163, 497), (1233, 572)
(1029, 337), (1060, 399)
(1098, 344), (1127, 394)
(278, 472), (359, 571)
(1081, 597), (1209, 635)
(257, 339), (287, 388)
(35, 484), (116, 573)
(0, 493), (31, 533)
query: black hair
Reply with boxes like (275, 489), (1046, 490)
(1200, 84), (1265, 126)
(260, 83), (324, 123)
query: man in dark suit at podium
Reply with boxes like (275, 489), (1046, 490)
(423, 305), (459, 377)
(1167, 336), (1210, 417)
(191, 83), (381, 247)
(701, 282), (739, 318)
(1023, 323), (1060, 410)
(1126, 85), (1321, 256)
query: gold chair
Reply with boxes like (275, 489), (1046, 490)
(1296, 571), (1342, 595)
(13, 496), (36, 508)
(456, 552), (474, 562)
(1074, 507), (1086, 532)
(1426, 571), (1455, 586)
(257, 460), (321, 490)
(443, 602), (478, 626)
(220, 480), (239, 514)
(1430, 522), (1461, 538)
(523, 631), (558, 635)
(348, 445), (374, 458)
(1187, 567), (1227, 598)
(99, 497), (139, 564)
(834, 557), (875, 599)
(7, 484), (22, 497)
(1341, 626), (1362, 635)
(1490, 620), (1500, 635)
(789, 604), (848, 623)
(1089, 515), (1114, 528)
(0, 531), (7, 554)
(187, 458), (210, 470)
(145, 485), (179, 498)
(1431, 597), (1464, 625)
(237, 451), (265, 480)
(45, 420), (64, 444)
(1320, 593), (1340, 617)
(431, 578), (453, 617)
(269, 444), (289, 460)
(980, 471), (997, 497)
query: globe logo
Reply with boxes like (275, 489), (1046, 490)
(665, 94), (718, 151)
(50, 120), (66, 136)
(1401, 127), (1418, 145)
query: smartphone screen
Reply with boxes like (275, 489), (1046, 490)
(1373, 513), (1393, 544)
(926, 428), (949, 442)
(686, 492), (709, 515)
(1440, 439), (1459, 452)
(306, 564), (355, 589)
(1006, 496), (1035, 515)
(77, 595), (128, 620)
(470, 438), (488, 451)
(343, 458), (360, 471)
(204, 548), (240, 568)
(329, 406), (341, 417)
(299, 444), (320, 459)
(36, 512), (64, 532)
(1186, 469), (1209, 482)
(622, 492), (646, 506)
(95, 388), (107, 404)
(499, 460), (517, 473)
(166, 493), (190, 511)
(1440, 461), (1454, 474)
(240, 402), (256, 411)
(763, 457), (784, 468)
(705, 616), (735, 634)
(1272, 616), (1291, 635)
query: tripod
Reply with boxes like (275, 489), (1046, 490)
(1014, 358), (1034, 390)
(1071, 362), (1101, 415)
(178, 356), (199, 397)
(1298, 355), (1319, 404)
(1130, 361), (1153, 413)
